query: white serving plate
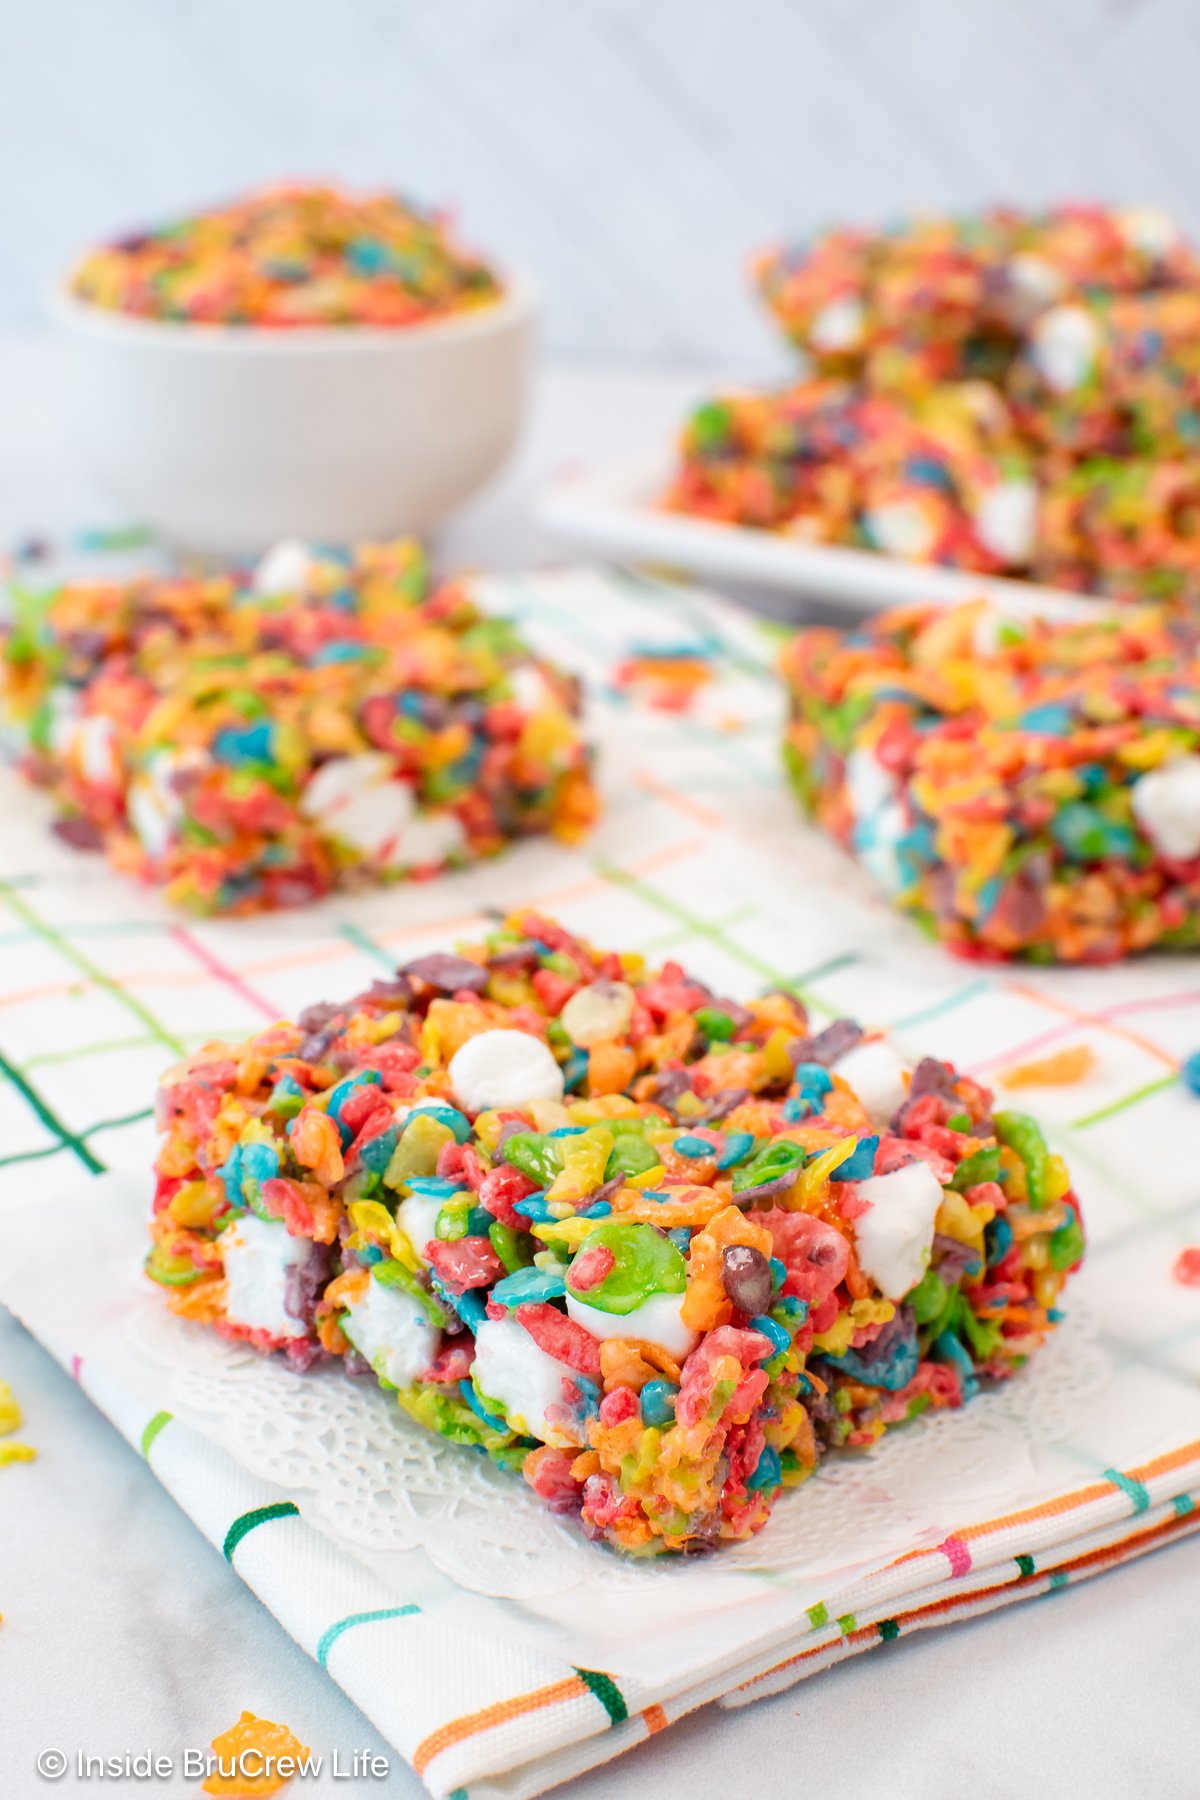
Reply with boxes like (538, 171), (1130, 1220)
(538, 445), (1109, 620)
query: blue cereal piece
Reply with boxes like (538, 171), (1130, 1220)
(1182, 1051), (1200, 1097)
(490, 1266), (567, 1308)
(769, 1256), (787, 1294)
(666, 1227), (693, 1253)
(792, 1062), (834, 1099)
(213, 720), (274, 766)
(639, 1380), (679, 1427)
(513, 1193), (552, 1222)
(750, 1314), (792, 1359)
(673, 1134), (715, 1158)
(746, 1444), (782, 1491)
(549, 1126), (587, 1138)
(405, 1176), (468, 1199)
(359, 1124), (400, 1175)
(716, 1132), (755, 1170)
(933, 1329), (979, 1401)
(459, 1379), (509, 1434)
(577, 1199), (613, 1219)
(830, 1135), (879, 1182)
(432, 1277), (486, 1330)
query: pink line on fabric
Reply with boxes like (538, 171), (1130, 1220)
(70, 1354), (83, 1382)
(170, 926), (279, 1022)
(939, 1534), (972, 1577)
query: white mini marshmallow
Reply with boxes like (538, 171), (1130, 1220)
(73, 714), (121, 787)
(833, 1038), (911, 1126)
(300, 753), (417, 861)
(449, 1029), (564, 1114)
(221, 1215), (311, 1339)
(128, 749), (194, 860)
(1118, 206), (1178, 258)
(470, 1315), (583, 1444)
(565, 1290), (698, 1362)
(809, 295), (865, 354)
(1030, 305), (1099, 395)
(863, 500), (938, 561)
(975, 479), (1037, 565)
(1131, 754), (1200, 861)
(342, 1272), (440, 1388)
(394, 1192), (444, 1264)
(844, 745), (896, 822)
(253, 538), (314, 594)
(398, 807), (467, 869)
(1005, 253), (1065, 321)
(558, 980), (636, 1048)
(851, 1161), (944, 1300)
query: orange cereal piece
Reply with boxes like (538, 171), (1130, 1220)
(202, 1711), (311, 1796)
(587, 1041), (638, 1097)
(166, 1275), (228, 1324)
(1001, 1045), (1097, 1088)
(288, 1106), (344, 1187)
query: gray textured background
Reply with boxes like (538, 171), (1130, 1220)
(7, 0), (1196, 361)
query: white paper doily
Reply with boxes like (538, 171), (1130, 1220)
(126, 1289), (1107, 1599)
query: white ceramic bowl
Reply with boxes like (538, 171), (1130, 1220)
(52, 277), (538, 555)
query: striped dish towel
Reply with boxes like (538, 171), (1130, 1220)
(2, 558), (1199, 1796)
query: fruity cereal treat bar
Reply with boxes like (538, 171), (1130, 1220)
(149, 913), (1084, 1554)
(782, 600), (1200, 963)
(0, 540), (596, 913)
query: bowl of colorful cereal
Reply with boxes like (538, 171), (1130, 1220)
(54, 183), (537, 554)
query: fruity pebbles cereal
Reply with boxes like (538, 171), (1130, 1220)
(781, 600), (1200, 963)
(149, 912), (1084, 1554)
(69, 182), (503, 329)
(0, 539), (595, 913)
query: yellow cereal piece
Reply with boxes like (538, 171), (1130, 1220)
(346, 1201), (419, 1272)
(0, 1443), (37, 1465)
(0, 1381), (23, 1436)
(795, 1136), (859, 1201)
(530, 1216), (597, 1251)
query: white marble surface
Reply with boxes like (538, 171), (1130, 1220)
(2, 339), (1199, 1797)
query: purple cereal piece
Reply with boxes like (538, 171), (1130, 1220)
(343, 1349), (374, 1379)
(932, 1234), (982, 1284)
(298, 999), (343, 1032)
(910, 1056), (957, 1099)
(488, 941), (541, 972)
(284, 1240), (336, 1329)
(700, 1086), (751, 1123)
(53, 816), (104, 851)
(733, 1170), (798, 1205)
(582, 1175), (625, 1207)
(789, 1017), (863, 1068)
(403, 952), (489, 994)
(284, 1339), (329, 1373)
(721, 1244), (774, 1315)
(646, 1069), (692, 1107)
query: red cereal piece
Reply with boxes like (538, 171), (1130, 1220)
(1173, 1247), (1200, 1287)
(478, 1164), (539, 1228)
(567, 1246), (615, 1292)
(515, 1302), (602, 1377)
(425, 1237), (504, 1291)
